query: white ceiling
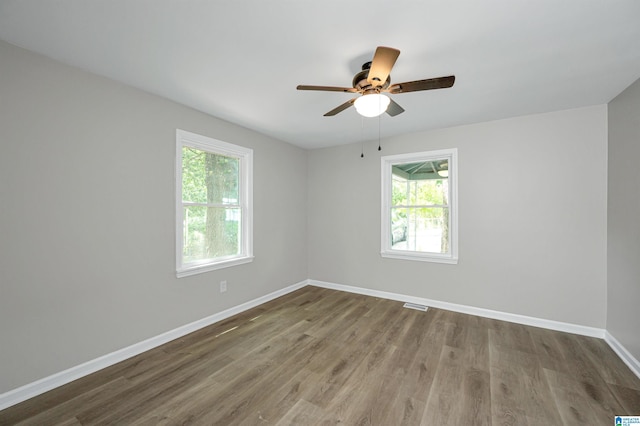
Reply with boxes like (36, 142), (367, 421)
(1, 1), (639, 149)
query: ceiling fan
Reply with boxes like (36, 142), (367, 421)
(297, 46), (455, 118)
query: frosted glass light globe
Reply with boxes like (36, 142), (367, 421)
(354, 94), (390, 117)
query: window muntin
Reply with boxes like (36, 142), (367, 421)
(176, 130), (253, 277)
(381, 149), (458, 264)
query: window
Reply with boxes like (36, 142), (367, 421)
(381, 148), (458, 264)
(176, 129), (253, 277)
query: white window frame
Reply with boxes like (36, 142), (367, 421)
(176, 129), (253, 277)
(381, 148), (458, 264)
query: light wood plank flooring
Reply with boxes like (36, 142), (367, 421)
(1, 286), (639, 425)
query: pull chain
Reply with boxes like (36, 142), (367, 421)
(378, 113), (382, 151)
(377, 95), (382, 151)
(360, 115), (364, 158)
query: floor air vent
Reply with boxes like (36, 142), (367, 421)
(403, 302), (428, 312)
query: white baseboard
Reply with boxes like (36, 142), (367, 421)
(3, 278), (638, 411)
(604, 331), (640, 379)
(0, 280), (308, 411)
(309, 280), (606, 338)
(310, 280), (640, 379)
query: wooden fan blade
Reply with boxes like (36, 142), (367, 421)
(386, 76), (455, 94)
(297, 85), (358, 93)
(324, 98), (356, 116)
(386, 98), (405, 117)
(367, 46), (400, 88)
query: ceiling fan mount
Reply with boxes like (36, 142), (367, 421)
(352, 61), (390, 92)
(297, 46), (455, 117)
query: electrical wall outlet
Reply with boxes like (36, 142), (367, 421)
(219, 280), (227, 293)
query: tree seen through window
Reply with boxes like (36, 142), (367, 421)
(182, 147), (241, 262)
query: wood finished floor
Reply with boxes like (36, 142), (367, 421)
(1, 286), (639, 425)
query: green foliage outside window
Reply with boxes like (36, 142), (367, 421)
(182, 147), (241, 262)
(391, 171), (449, 254)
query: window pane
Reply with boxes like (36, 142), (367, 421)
(183, 205), (241, 263)
(391, 207), (409, 246)
(410, 179), (448, 206)
(391, 207), (449, 254)
(182, 147), (239, 204)
(392, 177), (408, 206)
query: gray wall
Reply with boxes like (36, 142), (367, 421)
(308, 105), (608, 328)
(2, 36), (632, 395)
(0, 41), (308, 393)
(607, 77), (640, 362)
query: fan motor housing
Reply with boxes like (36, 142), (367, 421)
(353, 61), (390, 92)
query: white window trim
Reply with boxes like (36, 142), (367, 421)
(380, 148), (458, 264)
(176, 129), (253, 278)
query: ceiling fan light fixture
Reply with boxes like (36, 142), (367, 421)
(354, 93), (390, 117)
(437, 170), (449, 177)
(297, 46), (455, 118)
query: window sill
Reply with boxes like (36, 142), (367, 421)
(177, 255), (254, 278)
(380, 250), (458, 264)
